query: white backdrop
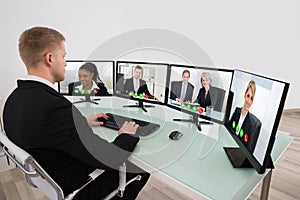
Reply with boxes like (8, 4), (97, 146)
(0, 0), (299, 109)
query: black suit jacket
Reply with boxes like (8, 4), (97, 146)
(123, 77), (153, 98)
(170, 81), (194, 102)
(3, 80), (139, 195)
(194, 86), (225, 112)
(228, 107), (262, 153)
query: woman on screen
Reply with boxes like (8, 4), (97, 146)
(228, 80), (262, 153)
(69, 62), (109, 96)
(194, 72), (225, 112)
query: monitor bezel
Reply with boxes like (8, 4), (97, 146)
(166, 64), (234, 124)
(59, 60), (115, 96)
(114, 60), (170, 106)
(224, 69), (290, 174)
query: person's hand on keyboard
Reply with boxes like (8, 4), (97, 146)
(118, 121), (139, 135)
(86, 113), (109, 126)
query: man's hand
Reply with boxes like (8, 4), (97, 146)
(154, 96), (160, 101)
(86, 113), (108, 126)
(176, 98), (183, 103)
(118, 121), (139, 135)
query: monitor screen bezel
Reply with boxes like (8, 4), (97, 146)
(224, 69), (289, 174)
(166, 64), (234, 124)
(114, 60), (170, 106)
(58, 60), (115, 96)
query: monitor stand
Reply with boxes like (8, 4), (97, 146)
(223, 147), (274, 169)
(123, 100), (154, 113)
(72, 95), (100, 105)
(173, 115), (202, 131)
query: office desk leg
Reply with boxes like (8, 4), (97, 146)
(260, 170), (272, 200)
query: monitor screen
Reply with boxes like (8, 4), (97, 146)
(59, 60), (114, 96)
(167, 64), (233, 123)
(224, 69), (289, 174)
(115, 61), (169, 106)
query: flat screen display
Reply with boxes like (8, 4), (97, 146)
(115, 61), (169, 105)
(225, 69), (289, 173)
(59, 60), (114, 96)
(167, 64), (233, 123)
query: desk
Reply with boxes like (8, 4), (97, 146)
(68, 96), (293, 200)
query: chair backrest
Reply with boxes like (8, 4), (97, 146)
(0, 131), (65, 200)
(212, 87), (226, 112)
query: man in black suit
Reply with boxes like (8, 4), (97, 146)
(123, 65), (156, 99)
(3, 26), (149, 200)
(228, 80), (262, 153)
(170, 70), (194, 103)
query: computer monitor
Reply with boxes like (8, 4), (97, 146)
(224, 69), (289, 174)
(115, 61), (169, 112)
(59, 60), (114, 104)
(166, 64), (233, 130)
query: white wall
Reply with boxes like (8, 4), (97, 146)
(1, 0), (299, 108)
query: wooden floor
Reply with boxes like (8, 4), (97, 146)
(0, 109), (299, 200)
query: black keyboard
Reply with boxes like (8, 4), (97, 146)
(98, 113), (160, 136)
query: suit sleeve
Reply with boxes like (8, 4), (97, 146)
(186, 83), (194, 102)
(170, 82), (177, 100)
(194, 89), (201, 104)
(46, 101), (139, 171)
(139, 80), (153, 98)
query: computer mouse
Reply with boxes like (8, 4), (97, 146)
(169, 131), (183, 140)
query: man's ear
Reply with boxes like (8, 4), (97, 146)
(44, 52), (53, 66)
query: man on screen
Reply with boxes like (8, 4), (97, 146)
(228, 80), (262, 153)
(170, 69), (194, 103)
(124, 65), (158, 100)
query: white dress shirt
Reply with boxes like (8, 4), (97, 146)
(23, 75), (56, 90)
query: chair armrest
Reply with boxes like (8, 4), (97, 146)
(89, 169), (105, 180)
(65, 169), (105, 200)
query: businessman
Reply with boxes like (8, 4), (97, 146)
(123, 65), (157, 100)
(3, 26), (149, 200)
(170, 70), (194, 103)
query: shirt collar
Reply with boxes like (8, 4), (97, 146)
(23, 75), (56, 90)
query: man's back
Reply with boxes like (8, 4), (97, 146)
(3, 80), (139, 195)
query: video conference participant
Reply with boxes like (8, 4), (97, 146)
(3, 26), (149, 200)
(123, 65), (158, 100)
(170, 70), (194, 103)
(194, 72), (224, 112)
(68, 62), (109, 96)
(228, 80), (262, 153)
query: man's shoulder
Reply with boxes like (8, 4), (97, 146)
(188, 82), (194, 88)
(126, 77), (133, 81)
(171, 81), (181, 85)
(124, 77), (133, 83)
(11, 80), (66, 104)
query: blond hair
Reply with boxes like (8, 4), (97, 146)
(18, 26), (65, 67)
(245, 80), (256, 97)
(200, 72), (212, 84)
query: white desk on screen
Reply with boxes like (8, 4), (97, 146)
(68, 96), (293, 200)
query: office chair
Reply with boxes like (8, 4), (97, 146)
(212, 87), (226, 112)
(0, 131), (141, 200)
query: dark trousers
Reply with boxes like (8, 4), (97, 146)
(74, 161), (150, 200)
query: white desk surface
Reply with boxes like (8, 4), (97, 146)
(68, 96), (293, 200)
